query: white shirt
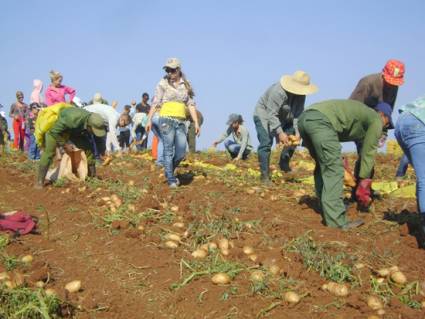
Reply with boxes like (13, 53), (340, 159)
(84, 103), (120, 135)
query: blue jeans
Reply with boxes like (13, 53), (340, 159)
(395, 112), (425, 213)
(395, 154), (409, 177)
(159, 117), (187, 185)
(28, 134), (40, 160)
(254, 116), (296, 174)
(152, 114), (164, 166)
(135, 127), (147, 151)
(224, 140), (250, 159)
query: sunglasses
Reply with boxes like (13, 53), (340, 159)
(165, 68), (178, 74)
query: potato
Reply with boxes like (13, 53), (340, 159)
(243, 246), (255, 255)
(21, 255), (33, 264)
(65, 280), (81, 293)
(390, 271), (407, 284)
(164, 241), (178, 249)
(269, 265), (280, 276)
(173, 222), (185, 229)
(322, 282), (349, 297)
(0, 272), (9, 281)
(165, 234), (181, 242)
(367, 295), (384, 310)
(218, 238), (229, 251)
(284, 291), (300, 304)
(377, 268), (390, 277)
(248, 254), (258, 262)
(250, 270), (265, 282)
(192, 249), (208, 259)
(211, 273), (230, 285)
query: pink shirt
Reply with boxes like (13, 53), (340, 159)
(45, 85), (76, 106)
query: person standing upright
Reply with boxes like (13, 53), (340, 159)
(9, 91), (28, 151)
(146, 58), (200, 188)
(135, 93), (151, 149)
(45, 70), (76, 106)
(30, 79), (44, 105)
(253, 71), (318, 184)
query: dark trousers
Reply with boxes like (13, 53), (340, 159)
(254, 116), (296, 175)
(187, 122), (197, 153)
(119, 130), (130, 149)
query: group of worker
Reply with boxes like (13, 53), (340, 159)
(4, 57), (425, 247)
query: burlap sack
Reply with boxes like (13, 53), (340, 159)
(46, 148), (88, 182)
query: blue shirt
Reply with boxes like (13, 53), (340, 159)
(399, 96), (425, 125)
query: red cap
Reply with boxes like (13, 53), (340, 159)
(382, 59), (405, 86)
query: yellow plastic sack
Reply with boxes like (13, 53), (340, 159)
(386, 139), (403, 157)
(390, 184), (416, 198)
(35, 103), (73, 147)
(373, 181), (399, 194)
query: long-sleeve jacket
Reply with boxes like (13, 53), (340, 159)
(309, 99), (383, 179)
(254, 83), (305, 135)
(350, 73), (398, 109)
(47, 108), (92, 146)
(216, 124), (253, 158)
(45, 85), (76, 106)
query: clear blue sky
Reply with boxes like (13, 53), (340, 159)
(1, 0), (424, 150)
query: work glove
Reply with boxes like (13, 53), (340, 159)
(355, 179), (372, 208)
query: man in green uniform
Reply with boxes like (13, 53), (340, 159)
(298, 100), (393, 229)
(36, 107), (107, 188)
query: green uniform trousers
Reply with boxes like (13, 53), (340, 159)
(298, 110), (347, 228)
(39, 132), (95, 168)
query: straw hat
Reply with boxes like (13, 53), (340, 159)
(280, 71), (318, 95)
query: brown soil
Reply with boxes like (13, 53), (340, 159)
(0, 151), (424, 319)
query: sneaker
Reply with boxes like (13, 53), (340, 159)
(176, 178), (180, 186)
(340, 219), (365, 230)
(169, 183), (178, 188)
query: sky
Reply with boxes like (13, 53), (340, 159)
(1, 0), (424, 151)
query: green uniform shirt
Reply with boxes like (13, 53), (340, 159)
(309, 99), (383, 179)
(49, 107), (92, 145)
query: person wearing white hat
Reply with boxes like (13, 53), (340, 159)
(84, 93), (121, 156)
(253, 71), (318, 184)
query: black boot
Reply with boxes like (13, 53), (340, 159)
(418, 214), (425, 249)
(88, 164), (96, 178)
(35, 165), (49, 189)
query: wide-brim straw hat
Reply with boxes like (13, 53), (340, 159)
(280, 70), (318, 95)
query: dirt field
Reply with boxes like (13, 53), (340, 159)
(0, 150), (424, 319)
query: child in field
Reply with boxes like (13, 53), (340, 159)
(117, 113), (131, 150)
(27, 103), (41, 160)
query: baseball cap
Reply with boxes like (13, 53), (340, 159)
(87, 113), (106, 137)
(374, 102), (394, 129)
(382, 60), (405, 86)
(226, 113), (243, 125)
(163, 58), (181, 69)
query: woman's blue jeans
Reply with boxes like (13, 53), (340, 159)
(151, 113), (164, 166)
(159, 117), (187, 185)
(395, 112), (425, 213)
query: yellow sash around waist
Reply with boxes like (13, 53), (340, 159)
(159, 101), (186, 119)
